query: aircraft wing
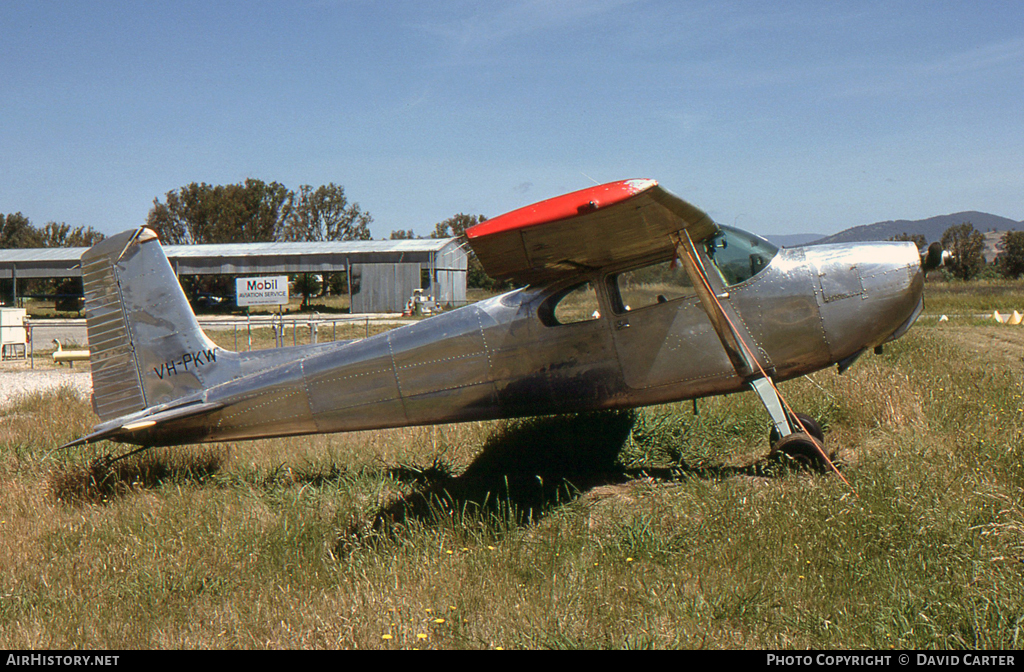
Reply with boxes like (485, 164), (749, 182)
(466, 179), (718, 284)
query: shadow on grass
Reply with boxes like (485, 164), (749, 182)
(371, 411), (637, 528)
(49, 447), (226, 505)
(345, 411), (811, 547)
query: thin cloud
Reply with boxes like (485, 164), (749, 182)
(917, 37), (1024, 78)
(832, 37), (1024, 100)
(420, 0), (640, 50)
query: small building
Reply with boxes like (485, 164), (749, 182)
(0, 237), (468, 314)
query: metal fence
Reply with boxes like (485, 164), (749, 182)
(18, 313), (408, 369)
(218, 313), (383, 350)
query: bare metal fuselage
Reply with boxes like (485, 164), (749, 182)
(122, 240), (923, 447)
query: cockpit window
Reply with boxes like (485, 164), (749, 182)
(608, 259), (695, 313)
(704, 225), (778, 286)
(540, 282), (601, 326)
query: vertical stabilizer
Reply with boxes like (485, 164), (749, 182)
(82, 228), (223, 420)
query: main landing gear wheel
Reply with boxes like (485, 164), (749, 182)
(769, 412), (823, 446)
(768, 413), (835, 472)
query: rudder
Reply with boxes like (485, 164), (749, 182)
(82, 228), (224, 420)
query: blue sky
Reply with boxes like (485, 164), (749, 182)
(2, 0), (1022, 239)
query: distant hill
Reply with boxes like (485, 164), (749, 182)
(811, 211), (1023, 246)
(764, 233), (826, 247)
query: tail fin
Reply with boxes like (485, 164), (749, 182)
(82, 228), (223, 420)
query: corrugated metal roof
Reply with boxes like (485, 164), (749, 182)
(0, 247), (87, 262)
(164, 238), (458, 257)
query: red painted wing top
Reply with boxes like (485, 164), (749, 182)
(466, 179), (718, 284)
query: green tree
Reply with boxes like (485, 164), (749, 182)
(237, 179), (294, 243)
(389, 229), (417, 239)
(292, 273), (322, 309)
(148, 182), (219, 244)
(940, 222), (986, 281)
(283, 183), (371, 242)
(0, 213), (42, 248)
(997, 230), (1024, 279)
(39, 221), (105, 247)
(326, 272), (349, 297)
(146, 179), (293, 245)
(54, 277), (84, 313)
(430, 213), (482, 239)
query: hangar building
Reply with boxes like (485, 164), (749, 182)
(0, 237), (468, 314)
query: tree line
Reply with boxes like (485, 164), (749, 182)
(0, 213), (105, 249)
(1, 179), (374, 250)
(891, 222), (1024, 281)
(146, 179), (372, 245)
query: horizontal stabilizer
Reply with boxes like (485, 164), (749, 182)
(60, 401), (224, 449)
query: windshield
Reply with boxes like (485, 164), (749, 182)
(704, 225), (779, 286)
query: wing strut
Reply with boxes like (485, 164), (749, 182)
(671, 230), (764, 379)
(672, 230), (851, 487)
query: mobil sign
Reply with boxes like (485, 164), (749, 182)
(236, 276), (289, 307)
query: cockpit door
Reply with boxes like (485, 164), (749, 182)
(608, 259), (735, 390)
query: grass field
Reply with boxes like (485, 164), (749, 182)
(1, 289), (1023, 649)
(922, 276), (1024, 316)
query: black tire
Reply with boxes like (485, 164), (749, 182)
(770, 432), (832, 472)
(769, 412), (824, 447)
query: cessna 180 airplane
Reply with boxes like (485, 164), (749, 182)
(64, 179), (928, 467)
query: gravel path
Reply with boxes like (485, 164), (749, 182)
(0, 362), (92, 409)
